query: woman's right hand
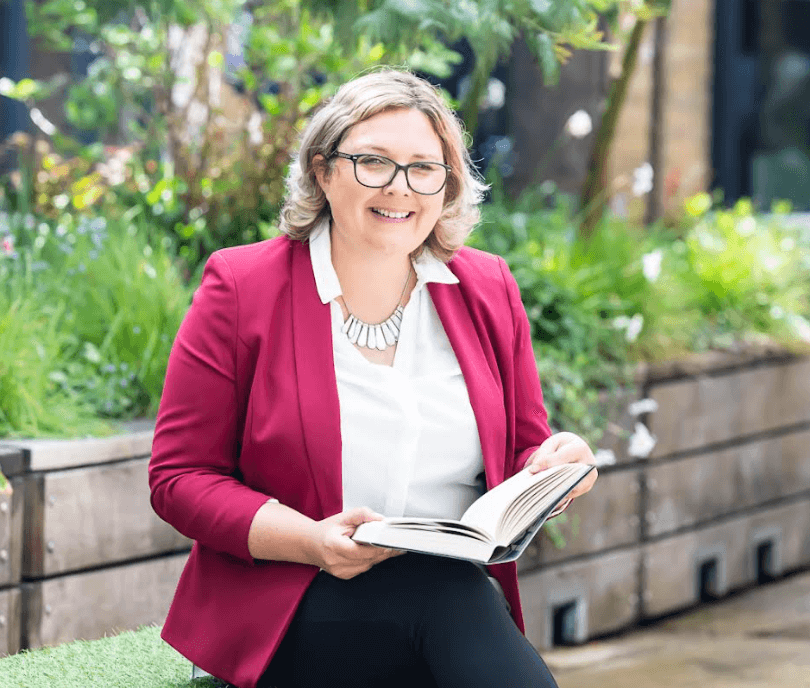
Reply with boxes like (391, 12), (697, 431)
(310, 507), (402, 580)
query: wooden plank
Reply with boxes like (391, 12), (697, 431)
(520, 468), (641, 571)
(0, 478), (23, 587)
(22, 552), (188, 650)
(647, 431), (810, 536)
(4, 419), (154, 471)
(24, 457), (191, 578)
(643, 499), (810, 619)
(520, 547), (642, 649)
(648, 360), (810, 458)
(0, 587), (21, 657)
(0, 446), (26, 479)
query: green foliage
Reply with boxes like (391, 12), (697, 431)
(662, 194), (810, 355)
(307, 0), (617, 132)
(10, 0), (448, 274)
(469, 181), (638, 445)
(470, 180), (810, 445)
(0, 195), (192, 436)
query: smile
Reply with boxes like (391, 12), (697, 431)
(371, 208), (413, 219)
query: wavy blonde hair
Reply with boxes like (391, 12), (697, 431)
(278, 69), (488, 262)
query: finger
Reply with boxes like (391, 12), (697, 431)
(527, 444), (576, 472)
(524, 434), (572, 471)
(339, 507), (385, 528)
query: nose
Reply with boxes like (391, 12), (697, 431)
(383, 166), (411, 194)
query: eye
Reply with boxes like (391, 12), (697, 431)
(357, 155), (388, 167)
(409, 162), (440, 175)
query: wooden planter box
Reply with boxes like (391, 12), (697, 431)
(0, 421), (191, 656)
(1, 347), (809, 656)
(519, 347), (810, 649)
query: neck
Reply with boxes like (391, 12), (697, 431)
(330, 230), (416, 323)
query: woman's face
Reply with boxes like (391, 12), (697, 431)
(317, 108), (447, 259)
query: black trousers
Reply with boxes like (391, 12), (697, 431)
(259, 553), (558, 688)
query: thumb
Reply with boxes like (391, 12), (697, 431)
(526, 435), (562, 470)
(339, 507), (384, 527)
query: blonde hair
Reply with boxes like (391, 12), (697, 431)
(278, 69), (488, 262)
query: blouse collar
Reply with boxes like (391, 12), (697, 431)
(308, 217), (459, 305)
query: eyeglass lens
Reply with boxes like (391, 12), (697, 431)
(354, 155), (447, 195)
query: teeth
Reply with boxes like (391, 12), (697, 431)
(373, 208), (410, 219)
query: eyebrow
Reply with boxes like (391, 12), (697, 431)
(357, 144), (444, 161)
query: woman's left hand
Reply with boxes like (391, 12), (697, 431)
(523, 432), (598, 502)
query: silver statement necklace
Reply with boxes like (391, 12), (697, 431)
(341, 264), (413, 351)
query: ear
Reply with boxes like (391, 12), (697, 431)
(313, 154), (330, 192)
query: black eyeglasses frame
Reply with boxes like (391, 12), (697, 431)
(330, 151), (452, 196)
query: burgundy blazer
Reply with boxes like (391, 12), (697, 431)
(148, 235), (552, 688)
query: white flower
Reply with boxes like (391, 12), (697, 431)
(787, 313), (810, 343)
(482, 78), (506, 110)
(565, 109), (593, 139)
(30, 108), (56, 136)
(0, 77), (13, 96)
(641, 249), (663, 282)
(628, 398), (659, 416)
(770, 305), (784, 319)
(780, 237), (796, 251)
(613, 314), (643, 342)
(736, 216), (756, 236)
(632, 162), (654, 196)
(614, 313), (645, 343)
(594, 449), (616, 467)
(247, 111), (264, 146)
(762, 254), (781, 272)
(628, 422), (657, 458)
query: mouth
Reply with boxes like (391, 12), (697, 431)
(371, 207), (414, 220)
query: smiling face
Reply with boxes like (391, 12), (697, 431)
(316, 108), (447, 259)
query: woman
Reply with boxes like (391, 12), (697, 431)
(148, 69), (597, 688)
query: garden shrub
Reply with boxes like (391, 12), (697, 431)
(0, 206), (191, 437)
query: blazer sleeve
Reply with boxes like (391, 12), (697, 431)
(498, 257), (553, 479)
(148, 252), (271, 566)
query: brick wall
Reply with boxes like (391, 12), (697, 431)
(608, 0), (716, 222)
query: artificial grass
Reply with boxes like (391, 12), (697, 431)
(0, 624), (224, 688)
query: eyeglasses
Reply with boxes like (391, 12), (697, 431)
(331, 152), (452, 196)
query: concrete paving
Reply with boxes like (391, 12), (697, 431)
(542, 569), (810, 688)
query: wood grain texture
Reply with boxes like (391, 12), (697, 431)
(0, 587), (21, 657)
(22, 552), (188, 650)
(24, 457), (191, 578)
(520, 547), (642, 649)
(0, 478), (23, 587)
(4, 420), (154, 471)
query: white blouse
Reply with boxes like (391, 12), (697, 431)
(309, 221), (485, 519)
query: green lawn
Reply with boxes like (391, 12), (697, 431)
(0, 625), (225, 688)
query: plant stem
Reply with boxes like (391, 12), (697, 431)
(579, 18), (647, 239)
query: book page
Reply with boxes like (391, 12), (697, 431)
(353, 520), (497, 562)
(498, 466), (592, 542)
(460, 463), (584, 535)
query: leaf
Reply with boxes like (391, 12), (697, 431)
(532, 32), (561, 85)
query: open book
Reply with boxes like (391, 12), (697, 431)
(352, 463), (595, 564)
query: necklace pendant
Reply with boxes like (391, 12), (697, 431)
(341, 264), (412, 352)
(374, 325), (387, 351)
(380, 322), (396, 347)
(356, 323), (369, 348)
(341, 315), (355, 335)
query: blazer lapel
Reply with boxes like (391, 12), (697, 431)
(291, 240), (343, 519)
(429, 282), (507, 489)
